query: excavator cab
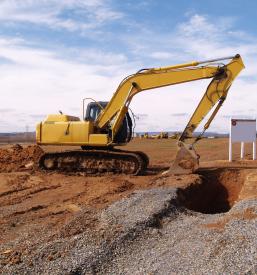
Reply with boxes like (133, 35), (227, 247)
(84, 102), (108, 121)
(84, 101), (133, 144)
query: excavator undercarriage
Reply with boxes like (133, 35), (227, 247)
(39, 149), (149, 175)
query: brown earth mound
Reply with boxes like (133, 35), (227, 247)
(0, 144), (44, 172)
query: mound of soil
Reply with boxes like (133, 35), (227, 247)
(0, 144), (44, 172)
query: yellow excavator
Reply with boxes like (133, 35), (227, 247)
(36, 54), (244, 175)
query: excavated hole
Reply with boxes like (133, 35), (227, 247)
(177, 168), (245, 214)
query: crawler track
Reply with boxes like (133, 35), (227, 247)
(39, 149), (149, 175)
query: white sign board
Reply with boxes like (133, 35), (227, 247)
(230, 119), (256, 142)
(229, 118), (256, 161)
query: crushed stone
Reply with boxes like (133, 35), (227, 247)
(1, 187), (256, 274)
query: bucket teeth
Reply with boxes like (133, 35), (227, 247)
(164, 142), (199, 175)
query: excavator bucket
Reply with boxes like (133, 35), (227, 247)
(164, 142), (199, 175)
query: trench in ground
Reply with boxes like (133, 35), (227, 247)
(177, 168), (245, 214)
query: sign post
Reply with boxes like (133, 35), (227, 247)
(229, 118), (256, 161)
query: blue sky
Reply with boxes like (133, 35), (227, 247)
(0, 0), (257, 133)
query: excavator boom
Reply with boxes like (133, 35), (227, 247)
(96, 55), (244, 143)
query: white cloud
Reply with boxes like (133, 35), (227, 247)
(123, 13), (257, 70)
(177, 14), (235, 40)
(173, 14), (257, 73)
(150, 52), (176, 60)
(0, 37), (135, 132)
(0, 0), (123, 31)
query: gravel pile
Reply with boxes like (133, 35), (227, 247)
(1, 188), (256, 274)
(99, 198), (257, 274)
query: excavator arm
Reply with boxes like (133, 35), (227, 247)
(96, 55), (244, 143)
(179, 54), (244, 141)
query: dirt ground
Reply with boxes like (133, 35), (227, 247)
(0, 138), (257, 266)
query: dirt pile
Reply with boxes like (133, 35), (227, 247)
(0, 144), (44, 172)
